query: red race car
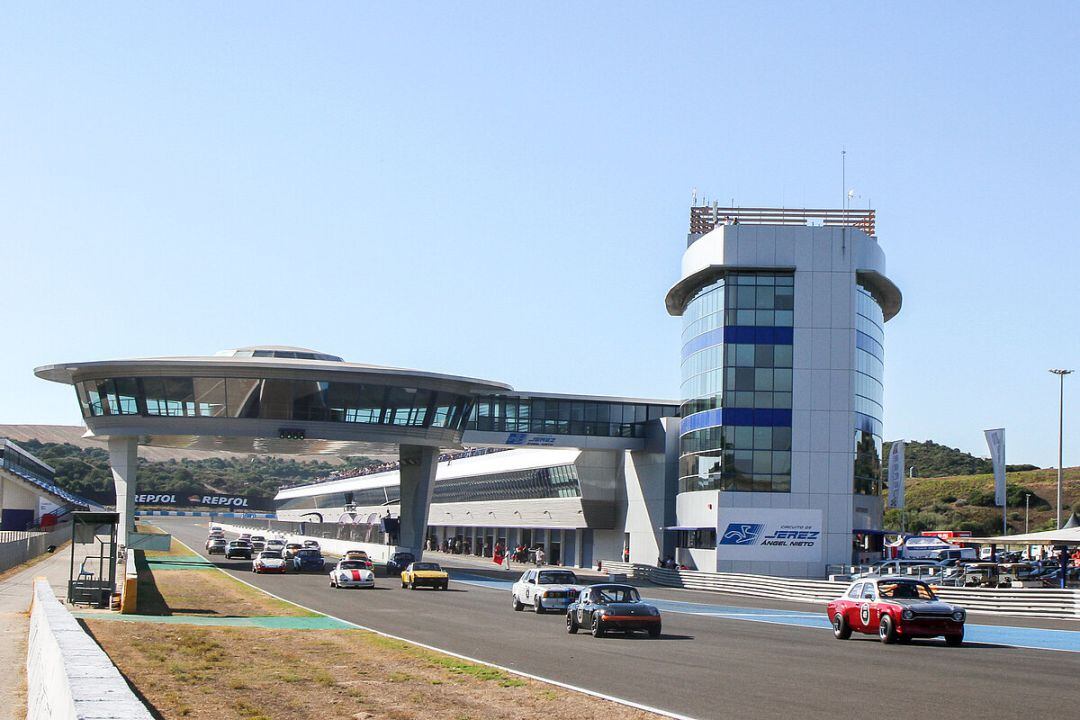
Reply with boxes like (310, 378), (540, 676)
(827, 577), (965, 646)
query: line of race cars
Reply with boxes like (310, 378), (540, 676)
(205, 526), (967, 645)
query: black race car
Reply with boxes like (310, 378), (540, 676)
(566, 583), (662, 638)
(385, 551), (415, 577)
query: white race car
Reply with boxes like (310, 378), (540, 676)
(330, 559), (375, 589)
(512, 568), (584, 613)
(252, 550), (288, 574)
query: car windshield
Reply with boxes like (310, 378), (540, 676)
(297, 549), (320, 557)
(340, 561), (365, 570)
(228, 542), (245, 547)
(538, 571), (578, 585)
(412, 563), (440, 571)
(286, 544), (302, 549)
(878, 581), (936, 601)
(593, 586), (640, 603)
(394, 554), (414, 563)
(259, 551), (282, 559)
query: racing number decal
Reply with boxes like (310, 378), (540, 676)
(860, 603), (870, 626)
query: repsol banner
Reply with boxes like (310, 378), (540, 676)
(134, 493), (273, 510)
(716, 508), (823, 562)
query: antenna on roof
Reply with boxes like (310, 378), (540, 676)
(691, 187), (698, 206)
(841, 147), (847, 211)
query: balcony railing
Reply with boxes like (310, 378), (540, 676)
(690, 205), (876, 237)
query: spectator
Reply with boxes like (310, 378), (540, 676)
(534, 546), (545, 567)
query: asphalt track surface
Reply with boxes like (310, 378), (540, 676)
(157, 519), (1080, 720)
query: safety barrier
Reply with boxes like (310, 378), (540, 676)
(119, 550), (139, 614)
(600, 562), (1080, 619)
(0, 525), (70, 575)
(27, 578), (153, 720)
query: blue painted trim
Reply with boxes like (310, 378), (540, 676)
(680, 408), (792, 435)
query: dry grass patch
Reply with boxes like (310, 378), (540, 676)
(83, 622), (663, 720)
(135, 564), (315, 618)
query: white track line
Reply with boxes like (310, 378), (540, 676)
(168, 524), (699, 720)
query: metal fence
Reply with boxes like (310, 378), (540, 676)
(601, 562), (1080, 619)
(220, 518), (389, 545)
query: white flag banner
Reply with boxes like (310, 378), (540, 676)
(984, 428), (1006, 507)
(887, 440), (905, 509)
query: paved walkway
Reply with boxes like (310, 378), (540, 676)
(0, 538), (117, 720)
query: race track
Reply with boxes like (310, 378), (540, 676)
(155, 518), (1080, 720)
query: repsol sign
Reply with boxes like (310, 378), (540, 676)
(135, 493), (268, 509)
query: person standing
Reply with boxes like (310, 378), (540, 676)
(534, 545), (545, 567)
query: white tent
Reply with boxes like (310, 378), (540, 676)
(962, 526), (1080, 546)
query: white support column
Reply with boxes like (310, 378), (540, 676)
(397, 444), (439, 558)
(108, 436), (138, 548)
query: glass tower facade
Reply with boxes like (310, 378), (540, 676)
(854, 285), (885, 495)
(678, 273), (794, 494)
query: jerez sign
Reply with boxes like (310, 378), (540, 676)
(716, 508), (824, 562)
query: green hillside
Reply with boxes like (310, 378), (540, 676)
(15, 439), (377, 505)
(884, 466), (1080, 536)
(882, 439), (1038, 479)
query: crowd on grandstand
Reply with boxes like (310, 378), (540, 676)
(280, 446), (510, 491)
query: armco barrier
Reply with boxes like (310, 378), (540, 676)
(27, 578), (153, 720)
(601, 562), (1080, 619)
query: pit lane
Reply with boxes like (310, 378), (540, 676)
(156, 518), (1080, 720)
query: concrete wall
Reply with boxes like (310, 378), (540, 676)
(0, 525), (69, 574)
(27, 578), (153, 720)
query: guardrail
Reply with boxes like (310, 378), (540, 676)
(27, 578), (153, 720)
(601, 562), (1080, 619)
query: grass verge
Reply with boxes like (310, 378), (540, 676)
(82, 622), (663, 720)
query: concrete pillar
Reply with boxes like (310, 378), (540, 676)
(108, 436), (138, 548)
(397, 444), (439, 558)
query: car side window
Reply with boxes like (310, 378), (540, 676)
(848, 583), (863, 599)
(861, 584), (876, 601)
(527, 571), (536, 584)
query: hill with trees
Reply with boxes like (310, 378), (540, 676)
(882, 439), (1038, 479)
(13, 439), (378, 506)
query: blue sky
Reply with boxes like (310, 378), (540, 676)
(2, 4), (1078, 468)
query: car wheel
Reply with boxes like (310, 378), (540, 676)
(513, 595), (524, 611)
(879, 615), (897, 644)
(648, 624), (662, 638)
(591, 615), (605, 638)
(534, 599), (545, 614)
(567, 613), (578, 634)
(832, 613), (852, 640)
(945, 630), (964, 647)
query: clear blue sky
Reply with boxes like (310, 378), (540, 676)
(2, 4), (1078, 468)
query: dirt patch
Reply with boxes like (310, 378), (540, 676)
(83, 621), (662, 720)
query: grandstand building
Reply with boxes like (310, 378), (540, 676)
(1, 439), (93, 530)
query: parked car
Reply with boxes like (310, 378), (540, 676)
(401, 562), (448, 590)
(827, 577), (965, 646)
(225, 540), (253, 560)
(253, 550), (288, 574)
(292, 547), (325, 572)
(566, 583), (661, 638)
(385, 552), (415, 577)
(283, 543), (304, 559)
(330, 559), (375, 588)
(852, 560), (938, 580)
(206, 538), (228, 555)
(512, 569), (582, 613)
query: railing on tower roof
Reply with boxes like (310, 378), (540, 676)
(690, 205), (876, 237)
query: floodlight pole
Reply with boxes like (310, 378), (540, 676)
(1050, 369), (1072, 529)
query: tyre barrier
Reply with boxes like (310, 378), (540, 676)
(601, 562), (1080, 619)
(27, 578), (153, 720)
